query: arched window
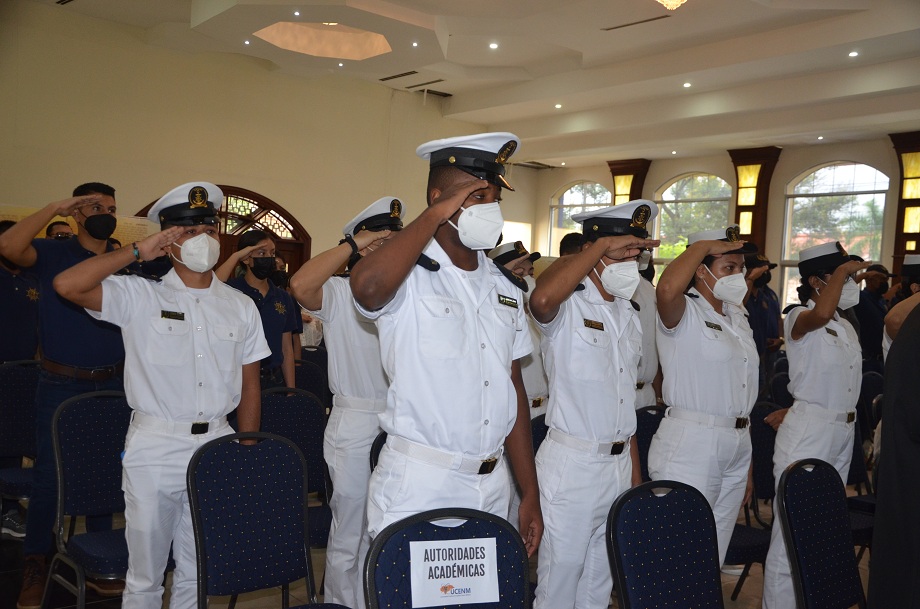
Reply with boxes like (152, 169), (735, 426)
(779, 163), (889, 308)
(136, 185), (311, 273)
(547, 181), (611, 257)
(653, 173), (732, 269)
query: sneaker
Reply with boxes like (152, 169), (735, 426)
(2, 511), (26, 539)
(721, 564), (745, 576)
(16, 555), (47, 609)
(86, 578), (125, 597)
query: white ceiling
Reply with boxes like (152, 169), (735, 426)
(37, 0), (920, 167)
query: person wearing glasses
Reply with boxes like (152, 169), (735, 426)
(761, 241), (869, 609)
(44, 221), (74, 240)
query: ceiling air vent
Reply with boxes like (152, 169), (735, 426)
(406, 79), (444, 90)
(379, 71), (418, 82)
(56, 0), (76, 4)
(416, 89), (451, 98)
(513, 161), (557, 170)
(601, 15), (669, 31)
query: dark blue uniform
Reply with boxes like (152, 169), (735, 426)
(0, 267), (39, 362)
(227, 276), (299, 387)
(23, 238), (124, 556)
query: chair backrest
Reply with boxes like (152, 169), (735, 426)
(770, 372), (794, 408)
(858, 371), (883, 433)
(772, 356), (789, 377)
(365, 508), (529, 609)
(369, 430), (387, 471)
(531, 414), (548, 453)
(0, 360), (40, 458)
(777, 458), (867, 609)
(52, 391), (131, 536)
(606, 480), (725, 609)
(260, 387), (327, 494)
(749, 401), (780, 503)
(634, 406), (665, 482)
(187, 432), (318, 605)
(293, 359), (331, 409)
(299, 346), (328, 372)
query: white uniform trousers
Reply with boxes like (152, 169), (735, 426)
(366, 441), (511, 539)
(647, 416), (751, 565)
(533, 437), (632, 609)
(121, 419), (232, 609)
(323, 406), (381, 609)
(506, 396), (548, 531)
(761, 405), (854, 609)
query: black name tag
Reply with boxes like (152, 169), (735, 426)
(584, 319), (604, 331)
(161, 310), (185, 321)
(705, 321), (723, 331)
(497, 294), (518, 308)
(826, 327), (838, 337)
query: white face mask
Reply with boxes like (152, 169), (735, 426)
(596, 259), (641, 299)
(522, 275), (536, 303)
(636, 250), (652, 271)
(818, 277), (860, 310)
(703, 265), (748, 306)
(449, 202), (504, 250)
(171, 233), (220, 273)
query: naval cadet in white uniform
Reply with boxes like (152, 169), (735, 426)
(289, 196), (402, 609)
(529, 200), (659, 609)
(650, 225), (759, 566)
(761, 242), (868, 609)
(53, 183), (269, 609)
(351, 132), (543, 557)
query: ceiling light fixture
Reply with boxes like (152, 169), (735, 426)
(817, 136), (824, 140)
(489, 42), (499, 49)
(656, 0), (688, 10)
(412, 42), (418, 47)
(849, 51), (859, 57)
(672, 151), (677, 155)
(555, 104), (562, 109)
(561, 162), (566, 166)
(338, 62), (344, 67)
(683, 82), (691, 88)
(244, 40), (250, 45)
(323, 22), (338, 26)
(293, 11), (300, 16)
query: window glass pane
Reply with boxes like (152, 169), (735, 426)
(656, 174), (732, 262)
(781, 265), (803, 311)
(792, 163), (888, 195)
(548, 182), (611, 257)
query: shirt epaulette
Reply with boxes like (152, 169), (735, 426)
(630, 299), (640, 311)
(491, 259), (528, 292)
(782, 303), (804, 315)
(416, 253), (440, 271)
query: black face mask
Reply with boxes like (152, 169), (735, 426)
(269, 269), (289, 289)
(754, 271), (771, 288)
(249, 257), (275, 280)
(83, 214), (117, 240)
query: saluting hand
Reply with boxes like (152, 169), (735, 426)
(701, 239), (748, 257)
(137, 226), (183, 261)
(428, 178), (489, 224)
(353, 229), (391, 251)
(50, 194), (102, 218)
(601, 236), (660, 261)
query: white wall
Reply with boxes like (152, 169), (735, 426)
(0, 1), (547, 253)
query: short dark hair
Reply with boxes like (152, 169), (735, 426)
(45, 220), (71, 237)
(237, 229), (271, 251)
(559, 232), (586, 256)
(426, 166), (474, 205)
(72, 182), (116, 197)
(0, 220), (15, 235)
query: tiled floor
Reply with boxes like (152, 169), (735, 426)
(1, 505), (870, 609)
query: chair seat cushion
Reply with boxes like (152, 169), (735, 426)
(847, 494), (876, 515)
(66, 529), (128, 576)
(849, 511), (873, 546)
(724, 523), (771, 565)
(0, 468), (33, 499)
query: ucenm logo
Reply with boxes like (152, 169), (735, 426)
(439, 584), (472, 597)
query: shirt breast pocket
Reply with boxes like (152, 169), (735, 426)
(700, 325), (734, 363)
(819, 329), (848, 364)
(210, 324), (244, 371)
(147, 317), (191, 366)
(418, 297), (469, 359)
(572, 327), (612, 382)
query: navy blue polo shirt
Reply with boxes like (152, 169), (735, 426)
(227, 276), (299, 370)
(31, 238), (125, 367)
(854, 288), (887, 360)
(0, 267), (40, 361)
(745, 285), (781, 355)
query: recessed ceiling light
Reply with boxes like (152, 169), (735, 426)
(561, 162), (566, 166)
(849, 51), (859, 57)
(323, 22), (338, 26)
(489, 42), (499, 49)
(338, 62), (344, 67)
(554, 104), (562, 109)
(817, 136), (824, 140)
(412, 42), (418, 47)
(293, 11), (300, 16)
(244, 40), (250, 45)
(683, 82), (691, 88)
(671, 150), (677, 155)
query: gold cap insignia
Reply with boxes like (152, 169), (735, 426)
(514, 241), (527, 255)
(630, 204), (651, 229)
(725, 226), (740, 242)
(836, 241), (848, 257)
(188, 186), (209, 209)
(390, 199), (402, 218)
(496, 140), (517, 164)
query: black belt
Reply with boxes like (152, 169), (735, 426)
(478, 458), (498, 475)
(636, 382), (645, 390)
(41, 358), (123, 381)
